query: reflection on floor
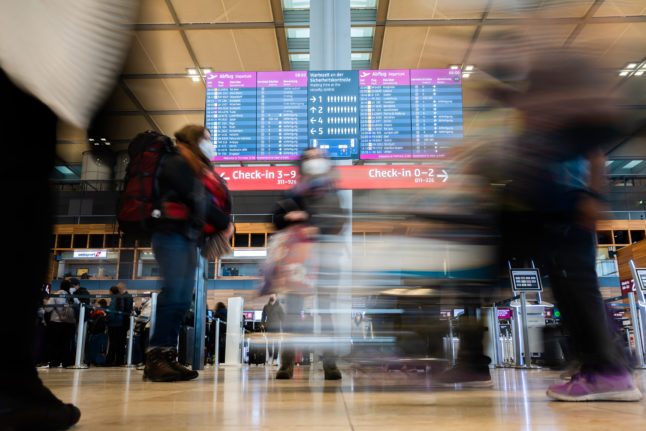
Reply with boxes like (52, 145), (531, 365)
(39, 366), (645, 430)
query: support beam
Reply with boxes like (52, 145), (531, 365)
(370, 0), (389, 69)
(563, 0), (605, 47)
(165, 0), (206, 86)
(271, 0), (290, 71)
(118, 79), (159, 131)
(461, 1), (491, 67)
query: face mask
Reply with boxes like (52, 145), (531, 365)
(302, 158), (330, 177)
(199, 139), (214, 161)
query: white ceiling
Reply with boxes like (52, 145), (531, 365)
(57, 0), (646, 162)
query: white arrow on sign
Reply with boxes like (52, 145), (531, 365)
(437, 170), (448, 182)
(310, 96), (317, 102)
(310, 118), (316, 124)
(309, 107), (316, 113)
(310, 128), (316, 135)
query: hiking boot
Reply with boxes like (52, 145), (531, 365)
(143, 347), (183, 382)
(167, 347), (199, 381)
(435, 365), (493, 388)
(0, 374), (81, 430)
(547, 371), (642, 402)
(276, 351), (294, 380)
(323, 362), (342, 380)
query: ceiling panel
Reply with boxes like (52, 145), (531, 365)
(173, 0), (273, 23)
(57, 122), (87, 142)
(387, 0), (486, 20)
(570, 23), (646, 67)
(380, 26), (477, 69)
(187, 29), (281, 71)
(488, 0), (594, 19)
(462, 109), (517, 138)
(93, 116), (154, 141)
(151, 114), (206, 137)
(594, 0), (646, 17)
(123, 31), (194, 74)
(137, 0), (174, 24)
(102, 86), (138, 112)
(124, 78), (206, 110)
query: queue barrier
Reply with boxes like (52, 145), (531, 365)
(46, 292), (156, 369)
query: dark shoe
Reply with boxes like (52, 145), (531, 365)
(143, 347), (183, 382)
(167, 348), (199, 381)
(323, 364), (342, 380)
(0, 374), (81, 430)
(435, 365), (493, 387)
(276, 351), (294, 380)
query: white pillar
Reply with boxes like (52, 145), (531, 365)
(224, 297), (244, 366)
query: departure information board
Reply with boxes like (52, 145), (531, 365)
(203, 69), (462, 161)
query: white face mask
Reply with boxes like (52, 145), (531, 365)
(199, 139), (214, 161)
(302, 158), (331, 177)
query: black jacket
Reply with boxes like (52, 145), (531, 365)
(273, 184), (345, 235)
(153, 153), (229, 241)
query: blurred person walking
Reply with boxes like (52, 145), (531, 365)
(269, 148), (346, 380)
(0, 2), (137, 428)
(491, 48), (642, 401)
(143, 125), (233, 382)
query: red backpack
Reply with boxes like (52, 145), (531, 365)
(117, 131), (176, 238)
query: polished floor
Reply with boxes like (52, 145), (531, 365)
(40, 365), (646, 430)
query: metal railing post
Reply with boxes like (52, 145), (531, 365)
(70, 304), (88, 369)
(126, 312), (135, 367)
(215, 318), (220, 366)
(629, 260), (646, 368)
(149, 291), (158, 343)
(519, 292), (532, 368)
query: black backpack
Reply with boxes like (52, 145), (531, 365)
(117, 131), (175, 238)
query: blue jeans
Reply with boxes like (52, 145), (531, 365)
(150, 232), (197, 348)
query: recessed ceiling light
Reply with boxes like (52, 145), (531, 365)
(449, 65), (460, 70)
(626, 63), (637, 69)
(187, 68), (197, 75)
(100, 138), (106, 141)
(635, 71), (644, 76)
(202, 68), (212, 74)
(465, 65), (474, 71)
(462, 72), (470, 78)
(88, 138), (94, 141)
(191, 76), (201, 82)
(619, 71), (629, 76)
(105, 142), (111, 146)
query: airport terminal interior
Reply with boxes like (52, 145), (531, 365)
(11, 0), (646, 429)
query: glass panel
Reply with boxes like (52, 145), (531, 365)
(105, 234), (120, 248)
(283, 0), (310, 9)
(118, 263), (133, 279)
(614, 230), (629, 244)
(57, 234), (72, 249)
(351, 52), (371, 61)
(250, 233), (265, 247)
(72, 234), (88, 248)
(630, 230), (645, 244)
(351, 27), (374, 37)
(89, 234), (104, 248)
(121, 235), (136, 248)
(138, 237), (152, 248)
(596, 230), (612, 244)
(351, 0), (377, 7)
(286, 28), (310, 38)
(234, 233), (249, 248)
(290, 53), (310, 62)
(50, 235), (57, 249)
(120, 249), (135, 263)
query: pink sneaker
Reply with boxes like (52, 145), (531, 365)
(547, 371), (642, 402)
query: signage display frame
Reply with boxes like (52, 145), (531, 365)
(509, 268), (543, 292)
(636, 268), (646, 292)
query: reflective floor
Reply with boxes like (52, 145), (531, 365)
(39, 366), (646, 430)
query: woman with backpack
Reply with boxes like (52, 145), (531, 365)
(144, 124), (233, 382)
(45, 280), (78, 368)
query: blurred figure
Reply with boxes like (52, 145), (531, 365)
(144, 125), (233, 382)
(261, 294), (284, 333)
(270, 148), (346, 380)
(117, 282), (134, 318)
(106, 286), (127, 366)
(490, 48), (642, 401)
(45, 280), (78, 368)
(213, 302), (228, 363)
(0, 2), (136, 428)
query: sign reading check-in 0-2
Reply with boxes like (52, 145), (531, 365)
(215, 165), (449, 191)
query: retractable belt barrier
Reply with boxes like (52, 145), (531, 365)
(46, 293), (155, 369)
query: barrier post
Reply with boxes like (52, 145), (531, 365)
(126, 313), (136, 367)
(519, 292), (532, 368)
(491, 306), (502, 367)
(149, 292), (158, 343)
(629, 260), (646, 368)
(70, 304), (88, 369)
(214, 318), (220, 366)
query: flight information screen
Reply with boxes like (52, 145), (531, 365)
(203, 69), (463, 161)
(257, 71), (308, 160)
(359, 70), (412, 159)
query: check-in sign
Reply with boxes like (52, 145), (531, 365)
(215, 165), (449, 191)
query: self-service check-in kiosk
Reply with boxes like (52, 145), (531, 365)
(508, 268), (552, 368)
(628, 261), (646, 368)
